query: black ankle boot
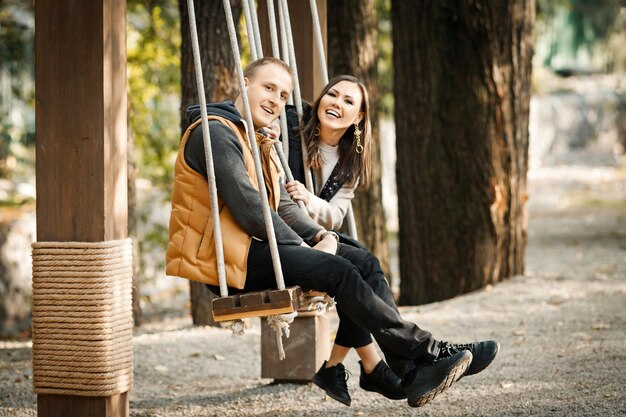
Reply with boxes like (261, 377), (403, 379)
(312, 361), (351, 406)
(359, 360), (406, 400)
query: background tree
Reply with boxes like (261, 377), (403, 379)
(327, 0), (390, 276)
(180, 0), (242, 326)
(392, 0), (534, 304)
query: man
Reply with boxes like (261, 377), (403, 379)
(166, 57), (499, 408)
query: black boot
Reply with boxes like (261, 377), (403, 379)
(403, 350), (472, 408)
(359, 360), (406, 400)
(436, 340), (500, 376)
(312, 361), (351, 406)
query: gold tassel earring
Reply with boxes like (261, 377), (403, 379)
(354, 123), (363, 154)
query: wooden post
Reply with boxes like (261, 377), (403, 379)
(35, 0), (129, 416)
(261, 313), (331, 381)
(257, 0), (332, 382)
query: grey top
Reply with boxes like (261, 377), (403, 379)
(184, 102), (324, 245)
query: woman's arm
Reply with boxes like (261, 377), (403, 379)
(305, 183), (355, 230)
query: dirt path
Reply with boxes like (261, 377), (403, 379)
(1, 159), (625, 417)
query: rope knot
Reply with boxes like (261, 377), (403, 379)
(266, 311), (298, 360)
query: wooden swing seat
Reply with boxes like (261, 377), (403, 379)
(211, 286), (302, 322)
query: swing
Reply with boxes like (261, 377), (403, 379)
(186, 0), (355, 328)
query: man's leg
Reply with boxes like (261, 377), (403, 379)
(246, 241), (437, 374)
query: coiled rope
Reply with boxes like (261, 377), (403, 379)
(31, 239), (133, 396)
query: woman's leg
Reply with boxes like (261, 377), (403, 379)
(355, 344), (383, 373)
(325, 343), (382, 373)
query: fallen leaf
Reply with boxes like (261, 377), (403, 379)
(591, 323), (610, 330)
(213, 354), (226, 361)
(154, 365), (168, 373)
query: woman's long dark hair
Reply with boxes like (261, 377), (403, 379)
(301, 75), (371, 190)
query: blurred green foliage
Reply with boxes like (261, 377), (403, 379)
(0, 0), (35, 178)
(535, 0), (626, 70)
(127, 0), (181, 195)
(1, 0), (624, 184)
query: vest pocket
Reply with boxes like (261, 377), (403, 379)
(196, 223), (216, 262)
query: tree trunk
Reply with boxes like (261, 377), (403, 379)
(327, 0), (390, 277)
(180, 0), (241, 326)
(392, 0), (533, 305)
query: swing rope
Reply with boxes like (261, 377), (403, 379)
(264, 0), (291, 159)
(261, 1), (334, 318)
(187, 0), (296, 355)
(185, 0), (228, 298)
(222, 0), (286, 292)
(308, 0), (359, 240)
(243, 0), (302, 360)
(277, 0), (315, 194)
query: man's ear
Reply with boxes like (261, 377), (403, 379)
(244, 77), (249, 88)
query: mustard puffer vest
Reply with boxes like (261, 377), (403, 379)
(165, 115), (281, 289)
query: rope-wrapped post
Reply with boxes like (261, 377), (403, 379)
(31, 239), (133, 396)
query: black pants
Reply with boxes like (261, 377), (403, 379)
(240, 240), (439, 378)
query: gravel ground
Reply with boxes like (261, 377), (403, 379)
(1, 156), (625, 417)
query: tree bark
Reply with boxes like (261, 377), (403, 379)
(327, 0), (390, 277)
(392, 0), (533, 305)
(180, 0), (241, 326)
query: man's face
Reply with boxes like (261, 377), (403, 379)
(245, 64), (293, 129)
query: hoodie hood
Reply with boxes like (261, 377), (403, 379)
(186, 100), (242, 126)
(187, 100), (277, 137)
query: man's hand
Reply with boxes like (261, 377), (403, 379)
(264, 122), (281, 139)
(312, 232), (338, 255)
(285, 180), (310, 204)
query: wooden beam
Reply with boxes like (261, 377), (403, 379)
(35, 0), (127, 242)
(37, 393), (129, 417)
(35, 0), (128, 415)
(257, 0), (327, 101)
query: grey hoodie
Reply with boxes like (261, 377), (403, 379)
(184, 101), (324, 245)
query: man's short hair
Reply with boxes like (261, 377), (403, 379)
(243, 57), (293, 83)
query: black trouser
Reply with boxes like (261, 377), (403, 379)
(240, 240), (439, 378)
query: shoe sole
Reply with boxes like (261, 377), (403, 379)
(312, 373), (351, 406)
(360, 382), (406, 400)
(408, 352), (472, 408)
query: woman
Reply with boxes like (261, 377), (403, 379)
(284, 75), (404, 405)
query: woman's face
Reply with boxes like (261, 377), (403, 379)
(317, 80), (364, 133)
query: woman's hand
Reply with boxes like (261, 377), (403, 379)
(285, 180), (310, 204)
(264, 122), (281, 139)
